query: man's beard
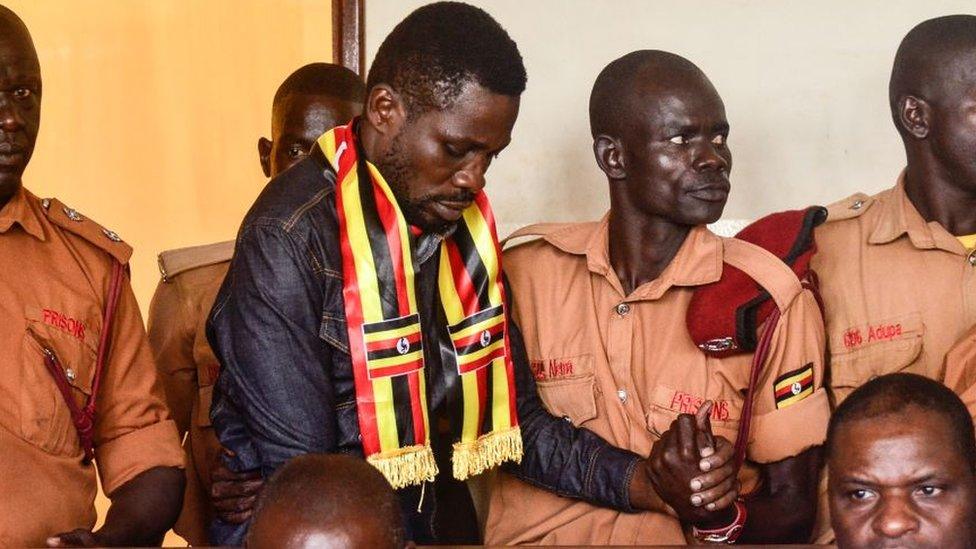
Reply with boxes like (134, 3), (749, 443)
(375, 131), (472, 233)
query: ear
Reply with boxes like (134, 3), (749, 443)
(593, 134), (627, 180)
(898, 95), (931, 139)
(258, 137), (272, 178)
(364, 84), (407, 137)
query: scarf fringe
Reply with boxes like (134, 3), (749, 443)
(452, 426), (523, 480)
(367, 444), (439, 489)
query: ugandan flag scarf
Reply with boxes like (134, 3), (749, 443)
(318, 120), (522, 489)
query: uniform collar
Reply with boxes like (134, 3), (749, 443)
(868, 172), (965, 255)
(542, 212), (723, 299)
(0, 185), (46, 241)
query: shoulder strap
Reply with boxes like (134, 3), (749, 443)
(42, 260), (126, 462)
(157, 240), (235, 282)
(42, 198), (133, 264)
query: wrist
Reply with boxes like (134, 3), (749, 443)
(627, 462), (666, 512)
(692, 498), (747, 544)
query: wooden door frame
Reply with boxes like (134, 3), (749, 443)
(333, 0), (365, 76)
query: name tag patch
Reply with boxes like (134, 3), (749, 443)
(774, 363), (814, 409)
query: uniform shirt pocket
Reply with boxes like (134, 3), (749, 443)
(535, 373), (598, 427)
(645, 384), (742, 443)
(830, 312), (924, 389)
(21, 306), (98, 456)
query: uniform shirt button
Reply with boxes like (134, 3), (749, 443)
(65, 368), (76, 382)
(616, 303), (631, 316)
(850, 199), (864, 210)
(562, 415), (573, 423)
(968, 249), (976, 266)
(617, 389), (628, 403)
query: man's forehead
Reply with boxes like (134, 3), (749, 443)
(424, 84), (518, 144)
(833, 413), (965, 479)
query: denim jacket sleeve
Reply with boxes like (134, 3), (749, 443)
(505, 286), (642, 513)
(207, 220), (338, 477)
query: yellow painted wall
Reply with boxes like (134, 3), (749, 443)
(3, 1), (332, 545)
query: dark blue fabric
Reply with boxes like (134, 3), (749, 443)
(205, 151), (641, 545)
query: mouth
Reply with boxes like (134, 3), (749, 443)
(687, 180), (731, 203)
(0, 144), (25, 168)
(430, 198), (473, 221)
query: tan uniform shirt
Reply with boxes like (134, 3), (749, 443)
(813, 175), (976, 404)
(0, 187), (184, 547)
(485, 219), (830, 546)
(147, 240), (232, 546)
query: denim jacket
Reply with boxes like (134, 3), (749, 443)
(206, 149), (641, 544)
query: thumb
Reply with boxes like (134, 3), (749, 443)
(695, 401), (715, 455)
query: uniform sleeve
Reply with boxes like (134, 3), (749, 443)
(746, 289), (830, 464)
(943, 327), (976, 426)
(94, 273), (185, 496)
(147, 277), (197, 437)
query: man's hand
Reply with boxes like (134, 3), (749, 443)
(642, 402), (740, 526)
(46, 529), (100, 548)
(211, 449), (264, 524)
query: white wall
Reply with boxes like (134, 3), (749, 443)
(366, 0), (975, 231)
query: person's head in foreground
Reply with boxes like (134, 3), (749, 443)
(360, 0), (526, 232)
(827, 373), (976, 549)
(246, 454), (407, 549)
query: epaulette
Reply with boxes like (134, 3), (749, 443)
(157, 240), (234, 282)
(41, 198), (132, 264)
(501, 222), (584, 247)
(824, 192), (874, 223)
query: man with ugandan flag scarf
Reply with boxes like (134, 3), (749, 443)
(206, 3), (661, 545)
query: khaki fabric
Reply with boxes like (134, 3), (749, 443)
(814, 175), (976, 404)
(0, 187), (184, 547)
(147, 242), (231, 546)
(485, 218), (829, 546)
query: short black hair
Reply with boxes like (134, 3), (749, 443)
(366, 1), (526, 115)
(826, 373), (976, 470)
(248, 454), (406, 548)
(273, 62), (365, 107)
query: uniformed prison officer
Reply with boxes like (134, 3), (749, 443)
(147, 63), (364, 546)
(806, 15), (976, 543)
(486, 50), (829, 545)
(813, 14), (976, 404)
(0, 6), (185, 547)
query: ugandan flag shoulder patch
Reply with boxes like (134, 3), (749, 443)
(773, 363), (814, 409)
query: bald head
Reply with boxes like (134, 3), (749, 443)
(889, 15), (976, 135)
(0, 5), (35, 54)
(589, 50), (717, 139)
(260, 63), (365, 177)
(247, 454), (405, 549)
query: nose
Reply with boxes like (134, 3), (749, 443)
(873, 496), (920, 539)
(452, 156), (488, 193)
(693, 141), (729, 173)
(0, 96), (23, 133)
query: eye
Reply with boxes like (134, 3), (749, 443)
(916, 485), (944, 497)
(287, 144), (306, 158)
(711, 134), (727, 146)
(12, 87), (31, 99)
(444, 143), (465, 158)
(669, 135), (687, 145)
(848, 489), (876, 502)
